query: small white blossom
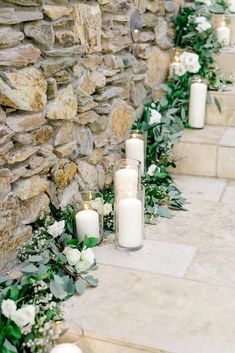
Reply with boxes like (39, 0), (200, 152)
(195, 16), (211, 33)
(47, 220), (65, 238)
(148, 164), (157, 176)
(149, 109), (162, 125)
(63, 247), (81, 266)
(75, 248), (95, 273)
(1, 299), (17, 319)
(103, 203), (112, 216)
(169, 62), (186, 77)
(12, 305), (36, 328)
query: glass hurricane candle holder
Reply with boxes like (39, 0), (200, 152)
(114, 186), (145, 252)
(75, 191), (103, 245)
(188, 76), (208, 129)
(114, 158), (141, 200)
(125, 130), (147, 175)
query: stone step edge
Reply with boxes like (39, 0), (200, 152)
(180, 127), (235, 147)
(59, 329), (173, 353)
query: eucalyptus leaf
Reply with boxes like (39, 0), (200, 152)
(85, 275), (99, 287)
(20, 263), (38, 274)
(75, 279), (86, 295)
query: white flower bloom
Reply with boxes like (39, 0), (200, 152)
(75, 248), (95, 273)
(195, 17), (211, 33)
(47, 220), (65, 238)
(63, 247), (81, 266)
(179, 52), (201, 73)
(148, 164), (157, 176)
(1, 299), (17, 319)
(12, 305), (36, 328)
(169, 62), (186, 77)
(149, 110), (162, 125)
(103, 203), (112, 216)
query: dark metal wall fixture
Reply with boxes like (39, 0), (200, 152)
(130, 10), (143, 42)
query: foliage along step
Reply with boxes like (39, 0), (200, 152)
(206, 85), (235, 126)
(172, 126), (235, 179)
(213, 47), (235, 82)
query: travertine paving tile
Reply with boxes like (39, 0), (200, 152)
(221, 180), (235, 204)
(217, 146), (235, 179)
(180, 126), (226, 145)
(64, 265), (235, 353)
(94, 240), (196, 278)
(185, 245), (235, 287)
(219, 127), (235, 147)
(145, 200), (235, 249)
(173, 175), (227, 202)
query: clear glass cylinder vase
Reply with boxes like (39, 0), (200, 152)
(114, 158), (141, 201)
(125, 130), (147, 175)
(188, 76), (208, 129)
(114, 186), (145, 252)
(75, 191), (103, 245)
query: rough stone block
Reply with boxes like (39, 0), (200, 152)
(20, 193), (50, 224)
(13, 175), (48, 200)
(0, 67), (47, 111)
(0, 44), (41, 67)
(6, 112), (46, 132)
(46, 85), (77, 120)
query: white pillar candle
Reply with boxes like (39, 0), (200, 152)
(217, 24), (230, 46)
(51, 343), (82, 353)
(125, 137), (145, 175)
(115, 168), (138, 194)
(76, 209), (99, 242)
(188, 81), (207, 129)
(229, 0), (235, 12)
(118, 197), (143, 248)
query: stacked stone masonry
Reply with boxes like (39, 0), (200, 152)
(0, 0), (181, 269)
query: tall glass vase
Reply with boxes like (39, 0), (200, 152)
(114, 186), (145, 252)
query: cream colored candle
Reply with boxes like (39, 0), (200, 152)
(76, 209), (99, 242)
(217, 24), (230, 46)
(118, 197), (143, 248)
(188, 80), (207, 129)
(125, 137), (145, 175)
(115, 168), (138, 194)
(229, 0), (235, 12)
(51, 343), (82, 353)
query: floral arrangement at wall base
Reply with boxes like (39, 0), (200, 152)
(0, 205), (98, 353)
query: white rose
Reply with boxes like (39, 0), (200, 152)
(63, 247), (81, 266)
(12, 305), (35, 328)
(47, 220), (65, 238)
(1, 299), (17, 319)
(75, 248), (95, 273)
(149, 110), (162, 125)
(186, 62), (201, 73)
(180, 52), (199, 67)
(195, 17), (211, 33)
(147, 164), (157, 176)
(103, 203), (112, 216)
(169, 62), (186, 77)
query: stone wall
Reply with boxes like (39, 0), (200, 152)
(0, 0), (179, 269)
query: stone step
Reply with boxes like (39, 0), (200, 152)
(206, 85), (235, 126)
(172, 126), (235, 179)
(213, 47), (235, 82)
(212, 13), (235, 45)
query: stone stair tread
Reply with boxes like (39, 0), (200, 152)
(172, 126), (235, 178)
(180, 126), (227, 145)
(62, 178), (235, 353)
(63, 264), (235, 353)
